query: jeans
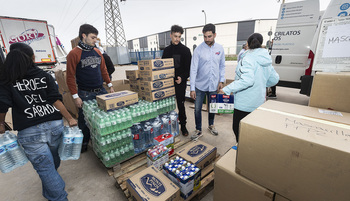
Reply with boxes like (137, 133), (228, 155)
(17, 119), (68, 201)
(194, 88), (216, 131)
(78, 87), (107, 144)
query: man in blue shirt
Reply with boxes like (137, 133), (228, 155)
(190, 23), (225, 140)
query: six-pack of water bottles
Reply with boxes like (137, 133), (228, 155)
(58, 126), (84, 160)
(0, 131), (28, 173)
(82, 96), (179, 167)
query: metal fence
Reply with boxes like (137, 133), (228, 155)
(129, 50), (163, 64)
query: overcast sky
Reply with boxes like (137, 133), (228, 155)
(0, 0), (331, 51)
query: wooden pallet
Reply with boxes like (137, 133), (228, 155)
(111, 137), (220, 201)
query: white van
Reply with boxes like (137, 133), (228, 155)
(271, 0), (350, 95)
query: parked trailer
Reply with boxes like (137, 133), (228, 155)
(0, 16), (62, 69)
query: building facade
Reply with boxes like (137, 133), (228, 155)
(127, 19), (277, 55)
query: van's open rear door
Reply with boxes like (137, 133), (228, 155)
(313, 16), (350, 72)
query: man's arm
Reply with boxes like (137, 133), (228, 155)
(53, 100), (77, 127)
(180, 47), (192, 82)
(66, 49), (84, 108)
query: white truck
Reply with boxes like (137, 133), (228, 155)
(0, 16), (67, 69)
(271, 0), (350, 95)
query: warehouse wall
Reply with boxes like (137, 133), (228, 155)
(147, 34), (158, 51)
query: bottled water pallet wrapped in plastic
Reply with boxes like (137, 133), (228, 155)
(0, 131), (28, 173)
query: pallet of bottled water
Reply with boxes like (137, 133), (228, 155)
(82, 97), (178, 167)
(0, 131), (28, 173)
(58, 126), (84, 160)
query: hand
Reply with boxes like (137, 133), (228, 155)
(74, 97), (83, 108)
(190, 91), (196, 100)
(175, 76), (182, 84)
(109, 87), (115, 93)
(217, 82), (224, 92)
(0, 124), (5, 134)
(218, 89), (224, 94)
(68, 119), (78, 127)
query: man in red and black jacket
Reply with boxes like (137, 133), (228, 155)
(66, 24), (114, 152)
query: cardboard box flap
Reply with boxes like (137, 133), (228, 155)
(126, 166), (180, 201)
(243, 107), (350, 152)
(262, 100), (350, 126)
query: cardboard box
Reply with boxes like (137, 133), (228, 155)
(140, 78), (174, 92)
(309, 72), (350, 113)
(163, 158), (201, 199)
(138, 58), (174, 71)
(236, 100), (350, 201)
(209, 94), (234, 114)
(139, 68), (175, 82)
(140, 86), (175, 102)
(103, 80), (130, 92)
(96, 90), (138, 111)
(214, 148), (274, 201)
(176, 140), (217, 170)
(55, 70), (69, 94)
(147, 154), (169, 170)
(125, 70), (140, 80)
(154, 134), (174, 156)
(129, 80), (140, 92)
(126, 166), (180, 201)
(62, 91), (79, 118)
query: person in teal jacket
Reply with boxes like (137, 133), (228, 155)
(219, 33), (279, 143)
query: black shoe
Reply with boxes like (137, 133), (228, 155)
(181, 125), (189, 136)
(81, 144), (88, 153)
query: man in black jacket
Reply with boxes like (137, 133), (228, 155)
(162, 25), (192, 136)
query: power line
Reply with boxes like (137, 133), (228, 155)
(62, 0), (91, 34)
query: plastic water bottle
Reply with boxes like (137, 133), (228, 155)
(160, 114), (171, 134)
(152, 116), (163, 138)
(131, 123), (143, 154)
(71, 127), (83, 160)
(3, 131), (28, 168)
(59, 126), (83, 160)
(142, 121), (152, 148)
(169, 111), (180, 137)
(0, 133), (16, 173)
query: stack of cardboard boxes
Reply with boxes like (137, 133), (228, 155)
(214, 72), (350, 201)
(137, 59), (176, 102)
(125, 69), (140, 93)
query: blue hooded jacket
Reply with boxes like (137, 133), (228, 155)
(222, 48), (279, 112)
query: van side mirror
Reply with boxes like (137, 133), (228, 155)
(275, 55), (282, 64)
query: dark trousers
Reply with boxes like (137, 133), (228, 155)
(77, 87), (107, 144)
(271, 85), (276, 95)
(233, 108), (250, 143)
(175, 81), (187, 125)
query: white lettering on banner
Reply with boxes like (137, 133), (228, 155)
(12, 76), (58, 118)
(24, 104), (59, 119)
(13, 77), (47, 91)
